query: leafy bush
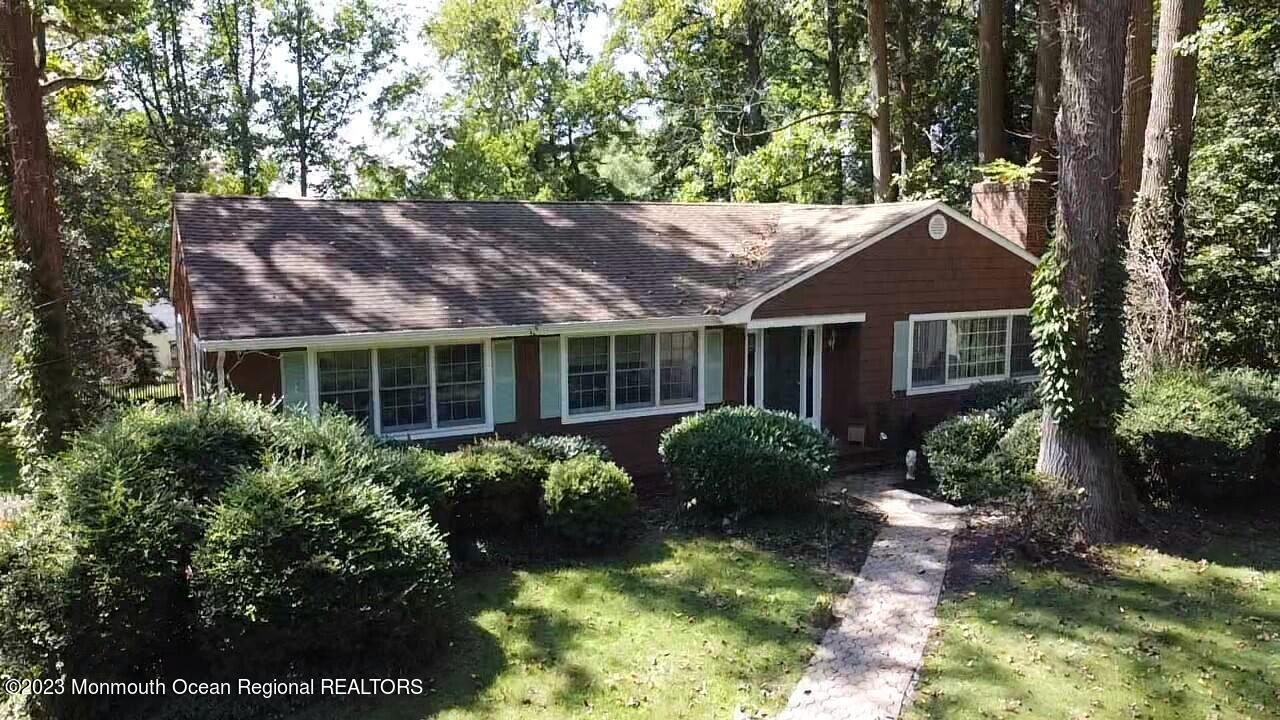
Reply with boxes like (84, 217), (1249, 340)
(542, 455), (636, 547)
(447, 439), (547, 530)
(193, 457), (452, 677)
(989, 409), (1042, 491)
(524, 434), (612, 462)
(659, 406), (835, 514)
(962, 379), (1038, 416)
(923, 413), (1006, 502)
(1004, 477), (1085, 555)
(1209, 368), (1280, 484)
(1117, 371), (1267, 502)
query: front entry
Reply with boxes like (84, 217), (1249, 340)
(746, 326), (823, 428)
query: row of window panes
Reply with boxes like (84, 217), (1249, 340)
(316, 344), (485, 432)
(911, 314), (1036, 388)
(567, 331), (699, 415)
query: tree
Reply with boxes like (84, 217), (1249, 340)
(978, 0), (1006, 162)
(267, 0), (399, 196)
(1125, 0), (1205, 373)
(207, 0), (271, 194)
(1119, 0), (1153, 211)
(1033, 0), (1132, 543)
(1, 0), (76, 455)
(1029, 0), (1059, 166)
(867, 0), (893, 202)
(825, 0), (844, 203)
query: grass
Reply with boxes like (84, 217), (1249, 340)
(304, 503), (879, 720)
(905, 515), (1280, 720)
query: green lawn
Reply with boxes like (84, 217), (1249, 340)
(304, 506), (878, 720)
(906, 516), (1280, 720)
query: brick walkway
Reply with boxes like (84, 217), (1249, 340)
(779, 471), (963, 720)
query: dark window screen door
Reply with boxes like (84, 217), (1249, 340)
(762, 327), (802, 414)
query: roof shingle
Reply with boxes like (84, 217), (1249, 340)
(173, 195), (937, 341)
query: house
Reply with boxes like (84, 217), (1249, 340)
(169, 182), (1047, 477)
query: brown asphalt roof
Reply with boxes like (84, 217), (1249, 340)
(172, 195), (939, 342)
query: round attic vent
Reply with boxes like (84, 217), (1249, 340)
(928, 213), (948, 239)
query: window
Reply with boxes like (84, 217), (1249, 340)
(614, 334), (654, 409)
(567, 336), (610, 414)
(912, 319), (947, 387)
(908, 312), (1037, 392)
(660, 331), (698, 405)
(379, 347), (430, 431)
(948, 316), (1008, 381)
(435, 343), (485, 427)
(1010, 314), (1036, 377)
(318, 349), (373, 427)
(564, 329), (703, 419)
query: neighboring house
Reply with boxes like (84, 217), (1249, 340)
(143, 300), (178, 374)
(169, 182), (1047, 476)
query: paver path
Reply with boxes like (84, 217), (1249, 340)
(779, 470), (963, 720)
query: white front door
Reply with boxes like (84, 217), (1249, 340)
(746, 325), (823, 430)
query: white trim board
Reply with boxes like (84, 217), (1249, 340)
(747, 312), (865, 329)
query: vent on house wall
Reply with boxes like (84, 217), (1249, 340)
(928, 214), (948, 239)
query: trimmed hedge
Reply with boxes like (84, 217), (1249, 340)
(447, 439), (546, 531)
(923, 413), (1006, 502)
(542, 455), (636, 547)
(659, 406), (835, 514)
(0, 400), (457, 720)
(193, 457), (452, 677)
(1117, 371), (1267, 502)
(990, 409), (1042, 491)
(524, 434), (612, 462)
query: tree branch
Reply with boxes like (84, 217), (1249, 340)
(41, 75), (105, 96)
(719, 109), (862, 138)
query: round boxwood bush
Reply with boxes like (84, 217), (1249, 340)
(989, 408), (1042, 491)
(923, 412), (1006, 502)
(659, 406), (835, 514)
(192, 457), (452, 677)
(1209, 368), (1280, 485)
(542, 455), (636, 547)
(1117, 371), (1267, 503)
(524, 434), (612, 462)
(447, 439), (547, 531)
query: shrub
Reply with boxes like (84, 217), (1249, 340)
(962, 379), (1038, 415)
(1117, 371), (1267, 503)
(989, 409), (1042, 491)
(542, 455), (636, 547)
(1004, 477), (1086, 556)
(193, 457), (452, 678)
(524, 434), (612, 462)
(659, 406), (835, 514)
(448, 439), (547, 530)
(1209, 368), (1280, 484)
(923, 413), (1006, 502)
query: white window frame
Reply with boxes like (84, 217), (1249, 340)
(743, 326), (824, 427)
(906, 309), (1037, 396)
(560, 327), (707, 424)
(305, 338), (495, 440)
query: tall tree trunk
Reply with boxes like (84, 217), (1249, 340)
(867, 0), (893, 202)
(1030, 0), (1061, 168)
(977, 0), (1006, 162)
(1124, 0), (1204, 372)
(825, 0), (844, 204)
(294, 0), (308, 197)
(741, 1), (766, 150)
(1036, 0), (1133, 544)
(0, 0), (75, 454)
(1119, 0), (1153, 213)
(895, 0), (917, 181)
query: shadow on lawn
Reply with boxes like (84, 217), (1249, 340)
(911, 534), (1280, 719)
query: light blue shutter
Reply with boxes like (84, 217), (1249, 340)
(892, 321), (911, 393)
(281, 351), (311, 413)
(493, 339), (516, 424)
(704, 329), (724, 404)
(539, 336), (561, 419)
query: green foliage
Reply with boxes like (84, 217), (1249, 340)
(659, 406), (834, 514)
(523, 434), (612, 463)
(447, 439), (547, 530)
(923, 413), (1006, 503)
(990, 409), (1043, 490)
(1207, 368), (1280, 484)
(542, 455), (636, 547)
(1116, 371), (1267, 503)
(192, 457), (452, 677)
(976, 155), (1041, 186)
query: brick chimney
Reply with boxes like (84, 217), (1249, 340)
(970, 180), (1051, 257)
